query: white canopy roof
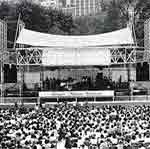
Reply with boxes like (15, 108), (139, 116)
(16, 27), (134, 48)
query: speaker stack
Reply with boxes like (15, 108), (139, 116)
(136, 62), (149, 81)
(4, 64), (17, 83)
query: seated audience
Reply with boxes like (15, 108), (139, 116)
(0, 103), (150, 148)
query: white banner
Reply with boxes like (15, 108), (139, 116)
(39, 90), (114, 98)
(42, 48), (110, 66)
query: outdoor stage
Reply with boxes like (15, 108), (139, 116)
(0, 26), (147, 103)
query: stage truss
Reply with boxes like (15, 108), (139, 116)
(15, 46), (146, 65)
(0, 46), (147, 104)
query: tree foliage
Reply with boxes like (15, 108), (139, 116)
(106, 0), (150, 46)
(135, 0), (150, 46)
(0, 0), (150, 46)
(0, 0), (76, 35)
(103, 0), (125, 32)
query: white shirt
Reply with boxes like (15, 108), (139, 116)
(144, 137), (150, 143)
(36, 144), (42, 149)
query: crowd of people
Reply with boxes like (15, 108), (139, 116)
(0, 102), (150, 148)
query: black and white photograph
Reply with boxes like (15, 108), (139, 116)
(0, 0), (149, 148)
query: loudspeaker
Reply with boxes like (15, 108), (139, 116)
(136, 63), (141, 81)
(4, 64), (17, 83)
(136, 62), (149, 81)
(143, 62), (149, 81)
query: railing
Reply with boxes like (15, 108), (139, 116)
(2, 94), (150, 105)
(1, 85), (150, 104)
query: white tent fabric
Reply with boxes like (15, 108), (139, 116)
(16, 27), (134, 48)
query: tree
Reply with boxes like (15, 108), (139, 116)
(0, 0), (80, 47)
(135, 0), (150, 46)
(0, 0), (150, 46)
(15, 1), (76, 35)
(0, 2), (13, 20)
(114, 0), (150, 46)
(103, 0), (124, 33)
(73, 14), (106, 35)
(102, 0), (150, 46)
(117, 0), (139, 22)
(74, 17), (94, 35)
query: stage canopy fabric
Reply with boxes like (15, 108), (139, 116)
(42, 47), (111, 66)
(16, 27), (134, 48)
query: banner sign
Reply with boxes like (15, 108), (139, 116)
(39, 90), (114, 98)
(42, 48), (111, 66)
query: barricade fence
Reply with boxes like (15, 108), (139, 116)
(1, 87), (150, 104)
(1, 95), (150, 105)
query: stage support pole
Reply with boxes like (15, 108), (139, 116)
(76, 97), (77, 103)
(19, 66), (23, 103)
(40, 65), (44, 91)
(127, 63), (131, 101)
(108, 65), (112, 80)
(94, 97), (96, 102)
(113, 95), (115, 102)
(13, 13), (21, 49)
(37, 97), (40, 105)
